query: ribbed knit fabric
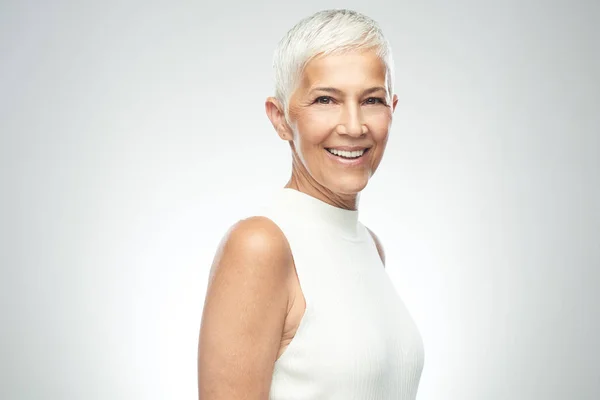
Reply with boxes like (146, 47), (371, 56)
(256, 188), (424, 400)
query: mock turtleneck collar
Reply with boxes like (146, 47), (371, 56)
(276, 187), (364, 241)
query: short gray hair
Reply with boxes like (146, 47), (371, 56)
(272, 9), (395, 121)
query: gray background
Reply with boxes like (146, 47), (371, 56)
(1, 0), (599, 399)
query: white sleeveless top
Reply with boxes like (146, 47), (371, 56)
(256, 188), (425, 400)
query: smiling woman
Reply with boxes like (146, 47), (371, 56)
(197, 9), (424, 400)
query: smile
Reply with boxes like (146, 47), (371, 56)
(324, 147), (370, 166)
(326, 148), (366, 158)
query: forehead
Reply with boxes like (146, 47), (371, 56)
(299, 50), (387, 91)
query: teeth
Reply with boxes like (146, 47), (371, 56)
(327, 148), (366, 158)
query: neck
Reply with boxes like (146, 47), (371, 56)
(286, 175), (361, 211)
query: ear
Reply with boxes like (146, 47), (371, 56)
(391, 94), (399, 113)
(265, 97), (293, 141)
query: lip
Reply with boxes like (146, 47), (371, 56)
(326, 145), (371, 151)
(324, 147), (370, 167)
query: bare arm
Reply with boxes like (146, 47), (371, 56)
(198, 216), (292, 399)
(366, 227), (386, 267)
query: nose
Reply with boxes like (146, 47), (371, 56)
(337, 104), (368, 137)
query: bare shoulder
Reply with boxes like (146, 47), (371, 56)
(207, 216), (292, 282)
(198, 216), (292, 399)
(366, 226), (386, 267)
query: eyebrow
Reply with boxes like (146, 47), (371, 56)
(310, 86), (388, 96)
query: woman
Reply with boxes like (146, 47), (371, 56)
(197, 9), (424, 400)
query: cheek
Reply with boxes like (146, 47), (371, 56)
(374, 130), (389, 150)
(366, 112), (392, 143)
(294, 112), (335, 148)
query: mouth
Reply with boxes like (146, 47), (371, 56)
(324, 147), (371, 165)
(325, 147), (370, 159)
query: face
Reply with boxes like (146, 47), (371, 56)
(266, 49), (398, 201)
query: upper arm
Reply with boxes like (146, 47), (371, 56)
(198, 216), (292, 399)
(366, 227), (386, 267)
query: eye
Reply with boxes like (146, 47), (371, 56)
(314, 96), (334, 105)
(364, 97), (386, 105)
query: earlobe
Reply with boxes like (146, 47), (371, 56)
(278, 124), (292, 141)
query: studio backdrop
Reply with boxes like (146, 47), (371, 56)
(1, 0), (598, 399)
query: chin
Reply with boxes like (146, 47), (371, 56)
(327, 175), (369, 195)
